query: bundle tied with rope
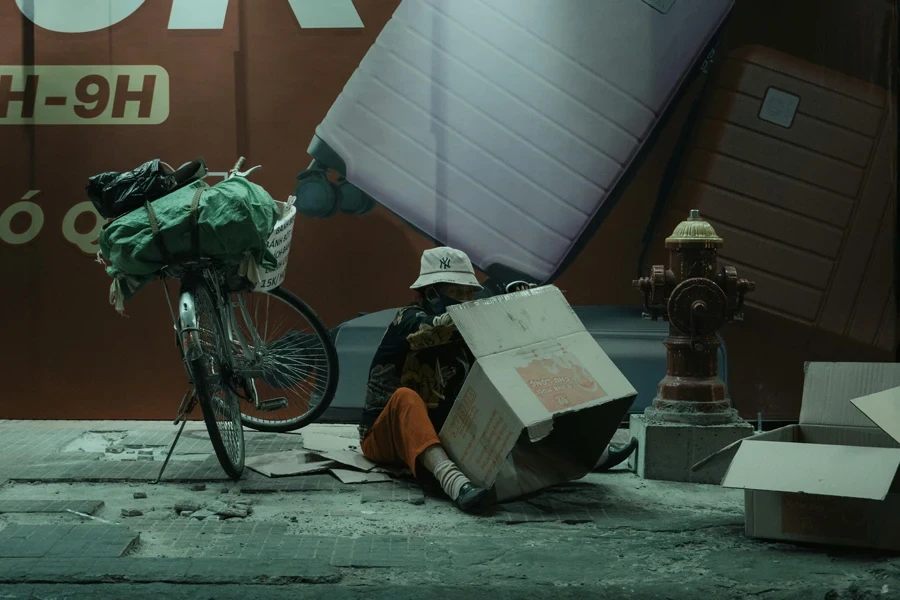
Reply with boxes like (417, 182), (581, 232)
(97, 177), (282, 314)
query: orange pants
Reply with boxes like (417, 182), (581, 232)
(360, 388), (440, 478)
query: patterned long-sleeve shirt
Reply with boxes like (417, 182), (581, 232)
(358, 303), (472, 441)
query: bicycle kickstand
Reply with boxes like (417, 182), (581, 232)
(154, 389), (194, 484)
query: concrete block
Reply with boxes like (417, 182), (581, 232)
(628, 414), (753, 484)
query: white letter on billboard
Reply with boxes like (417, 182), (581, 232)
(287, 0), (364, 28)
(18, 0), (363, 32)
(0, 200), (44, 245)
(16, 0), (146, 33)
(62, 202), (105, 254)
(168, 0), (230, 30)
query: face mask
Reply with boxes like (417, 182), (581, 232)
(425, 290), (462, 315)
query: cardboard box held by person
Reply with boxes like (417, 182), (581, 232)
(695, 362), (900, 551)
(437, 285), (637, 503)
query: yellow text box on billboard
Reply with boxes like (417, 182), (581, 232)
(0, 65), (169, 125)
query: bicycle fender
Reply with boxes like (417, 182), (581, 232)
(178, 291), (203, 362)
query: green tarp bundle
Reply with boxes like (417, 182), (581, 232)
(99, 177), (280, 310)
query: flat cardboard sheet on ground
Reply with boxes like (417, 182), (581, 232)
(245, 450), (336, 478)
(329, 469), (392, 484)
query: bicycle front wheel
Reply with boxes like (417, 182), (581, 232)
(185, 277), (245, 479)
(230, 286), (339, 433)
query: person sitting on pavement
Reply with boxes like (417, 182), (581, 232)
(358, 247), (637, 514)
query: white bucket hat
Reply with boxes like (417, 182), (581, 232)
(410, 247), (482, 291)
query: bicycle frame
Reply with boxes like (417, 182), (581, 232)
(148, 155), (333, 481)
(160, 156), (270, 413)
(162, 262), (271, 403)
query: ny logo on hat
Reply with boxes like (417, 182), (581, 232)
(439, 257), (452, 270)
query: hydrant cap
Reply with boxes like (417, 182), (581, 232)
(665, 210), (724, 247)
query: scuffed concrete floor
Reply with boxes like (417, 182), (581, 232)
(0, 421), (897, 599)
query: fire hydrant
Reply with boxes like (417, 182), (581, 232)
(633, 209), (755, 425)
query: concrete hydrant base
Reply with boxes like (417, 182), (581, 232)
(628, 414), (755, 484)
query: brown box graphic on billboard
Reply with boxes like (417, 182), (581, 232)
(655, 45), (896, 352)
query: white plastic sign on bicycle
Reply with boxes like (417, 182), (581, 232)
(255, 199), (297, 293)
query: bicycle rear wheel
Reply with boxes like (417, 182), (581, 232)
(186, 277), (245, 479)
(230, 286), (339, 433)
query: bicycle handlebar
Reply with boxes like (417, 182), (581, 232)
(226, 156), (262, 180)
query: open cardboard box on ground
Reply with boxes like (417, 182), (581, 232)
(438, 286), (637, 503)
(695, 362), (900, 551)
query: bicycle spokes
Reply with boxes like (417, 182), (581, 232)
(227, 288), (337, 432)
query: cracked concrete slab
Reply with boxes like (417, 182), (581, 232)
(0, 558), (340, 584)
(0, 500), (104, 515)
(0, 524), (140, 559)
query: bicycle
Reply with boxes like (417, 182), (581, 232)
(153, 157), (339, 481)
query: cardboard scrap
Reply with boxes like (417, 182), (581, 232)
(245, 432), (388, 480)
(299, 432), (378, 472)
(851, 386), (900, 444)
(329, 469), (392, 484)
(315, 449), (378, 472)
(721, 440), (900, 500)
(244, 450), (336, 478)
(301, 432), (361, 453)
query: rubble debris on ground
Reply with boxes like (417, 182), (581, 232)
(133, 492), (147, 499)
(174, 501), (201, 514)
(173, 498), (254, 520)
(121, 509), (143, 517)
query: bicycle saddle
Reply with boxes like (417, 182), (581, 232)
(171, 158), (209, 190)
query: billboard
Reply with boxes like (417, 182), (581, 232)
(0, 0), (895, 420)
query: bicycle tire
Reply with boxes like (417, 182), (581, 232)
(184, 278), (246, 479)
(237, 286), (339, 433)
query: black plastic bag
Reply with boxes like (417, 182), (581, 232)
(86, 159), (177, 220)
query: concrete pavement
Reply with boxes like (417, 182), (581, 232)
(1, 583), (896, 600)
(0, 420), (897, 599)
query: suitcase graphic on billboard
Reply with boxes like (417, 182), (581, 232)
(297, 0), (735, 286)
(648, 45), (896, 352)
